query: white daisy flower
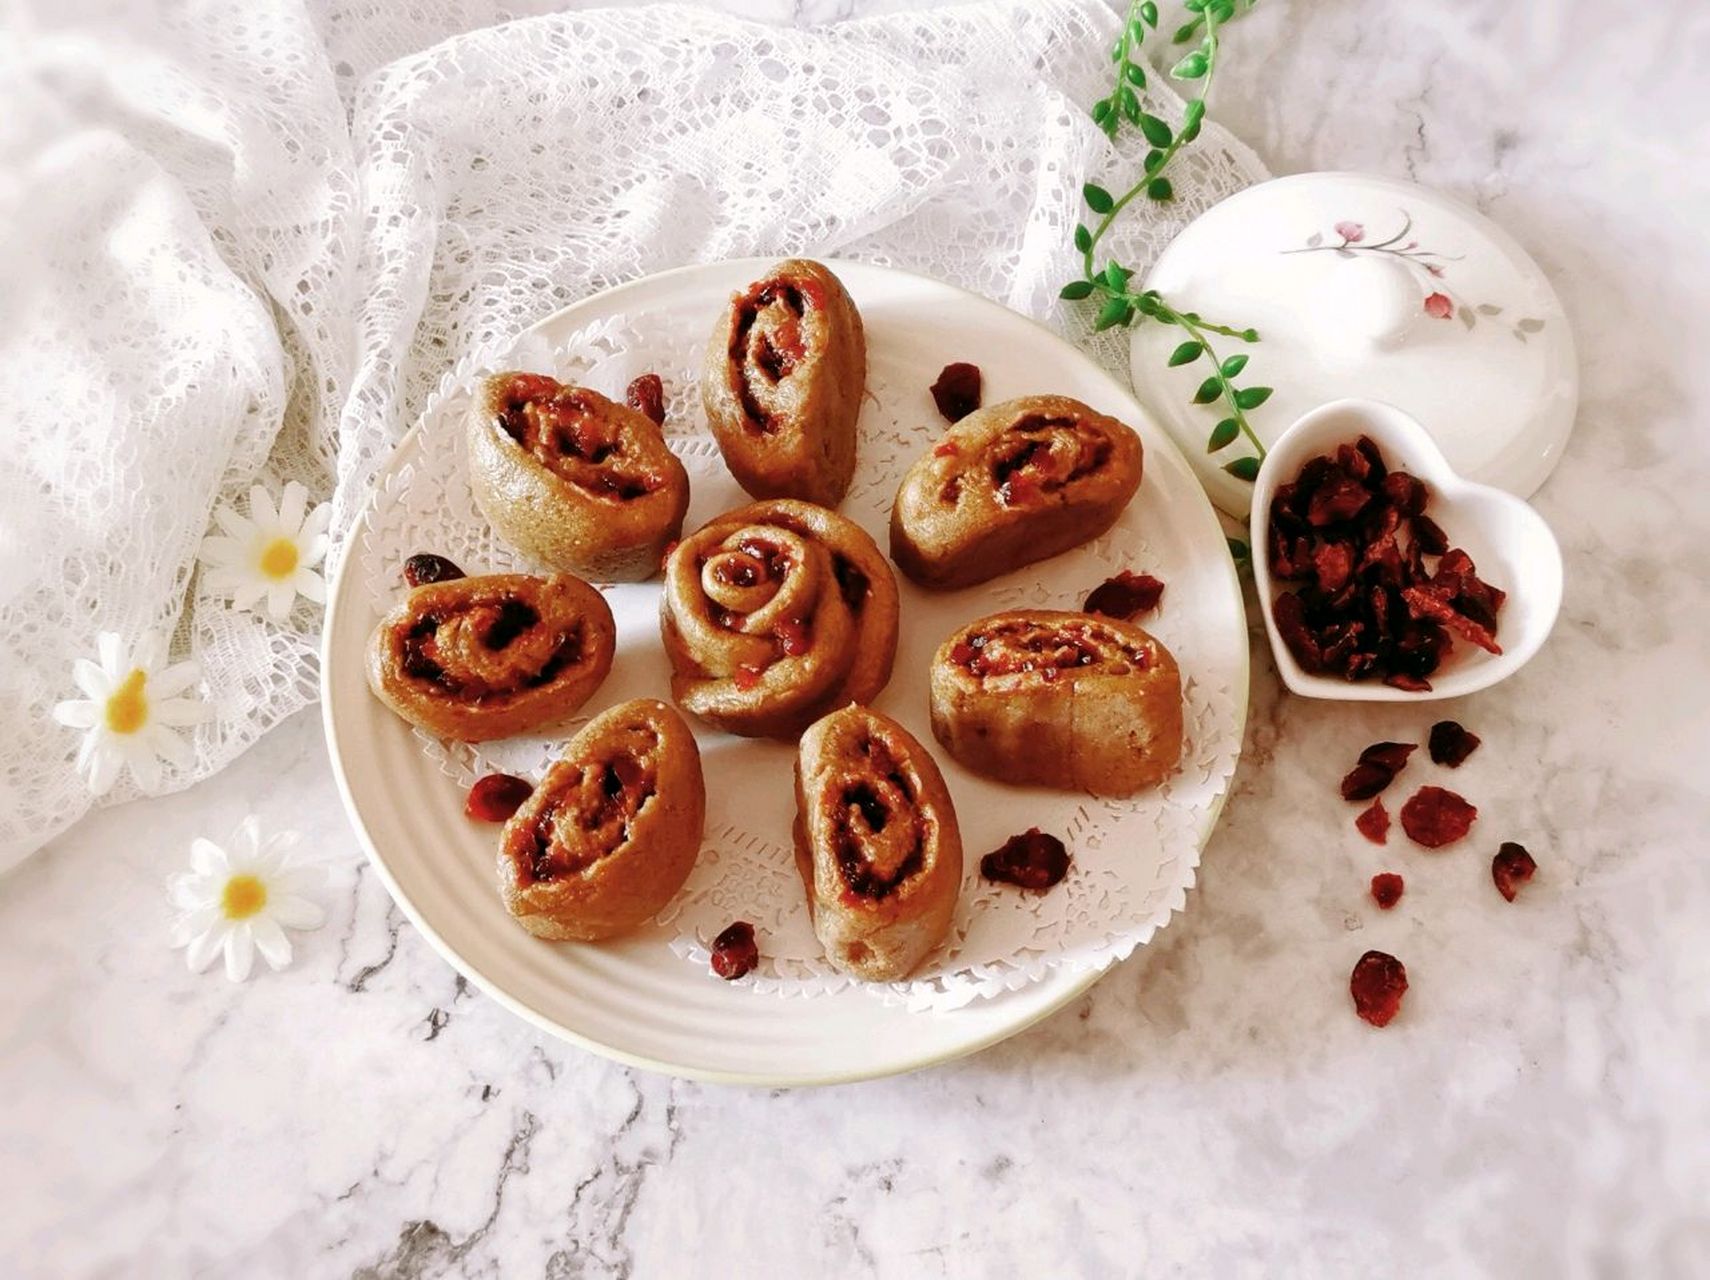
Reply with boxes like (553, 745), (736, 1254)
(52, 631), (208, 796)
(197, 480), (332, 620)
(168, 817), (327, 982)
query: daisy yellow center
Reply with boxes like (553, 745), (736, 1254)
(221, 874), (268, 920)
(258, 537), (299, 580)
(103, 669), (150, 735)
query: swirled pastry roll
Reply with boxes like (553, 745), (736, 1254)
(929, 609), (1182, 794)
(497, 699), (705, 941)
(793, 705), (962, 982)
(660, 499), (898, 739)
(702, 260), (866, 506)
(366, 572), (615, 741)
(890, 395), (1143, 589)
(468, 373), (690, 581)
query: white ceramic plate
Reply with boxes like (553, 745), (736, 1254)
(321, 260), (1248, 1085)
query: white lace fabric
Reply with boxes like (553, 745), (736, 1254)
(0, 0), (1267, 872)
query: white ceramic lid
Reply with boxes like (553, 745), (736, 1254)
(1129, 172), (1578, 518)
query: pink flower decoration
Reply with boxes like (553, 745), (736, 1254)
(1424, 292), (1453, 320)
(1334, 221), (1365, 243)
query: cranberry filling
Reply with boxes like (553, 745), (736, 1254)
(625, 372), (666, 426)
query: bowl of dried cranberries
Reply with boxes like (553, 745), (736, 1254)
(1250, 398), (1563, 701)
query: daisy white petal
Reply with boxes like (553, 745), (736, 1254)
(73, 659), (110, 700)
(129, 749), (163, 793)
(171, 906), (220, 946)
(185, 924), (227, 973)
(269, 894), (326, 931)
(191, 837), (230, 876)
(236, 815), (264, 856)
(154, 697), (209, 727)
(168, 872), (212, 909)
(249, 485), (278, 530)
(261, 828), (302, 858)
(197, 534), (246, 569)
(76, 727), (100, 774)
(223, 925), (256, 982)
(87, 743), (122, 796)
(53, 700), (98, 729)
(148, 724), (195, 771)
(97, 632), (125, 678)
(214, 505), (255, 542)
(231, 579), (268, 611)
(131, 632), (166, 673)
(277, 481), (308, 537)
(295, 570), (327, 604)
(150, 661), (201, 701)
(266, 581), (296, 620)
(251, 916), (293, 971)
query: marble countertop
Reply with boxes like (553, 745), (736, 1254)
(6, 1), (1708, 1275)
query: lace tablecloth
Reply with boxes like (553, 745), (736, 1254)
(0, 0), (1266, 867)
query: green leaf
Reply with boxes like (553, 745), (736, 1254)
(1146, 177), (1173, 201)
(1074, 223), (1092, 253)
(1168, 340), (1204, 367)
(1091, 98), (1113, 125)
(1192, 376), (1222, 405)
(1234, 385), (1273, 410)
(1184, 0), (1207, 11)
(1224, 456), (1261, 482)
(1104, 261), (1131, 290)
(1110, 36), (1124, 62)
(1123, 60), (1147, 87)
(1210, 0), (1236, 22)
(1207, 418), (1240, 451)
(1083, 182), (1114, 214)
(1093, 296), (1134, 331)
(1181, 99), (1206, 142)
(1128, 19), (1147, 45)
(1059, 280), (1095, 300)
(1220, 353), (1248, 377)
(1241, 327), (1260, 342)
(1226, 536), (1251, 561)
(1141, 1), (1159, 28)
(1139, 114), (1173, 147)
(1144, 148), (1165, 171)
(1172, 51), (1209, 79)
(1173, 20), (1201, 43)
(1119, 86), (1141, 124)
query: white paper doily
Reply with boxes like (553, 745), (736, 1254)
(357, 261), (1243, 1012)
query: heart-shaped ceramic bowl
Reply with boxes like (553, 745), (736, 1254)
(1250, 398), (1563, 701)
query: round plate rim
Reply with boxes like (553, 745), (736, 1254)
(320, 257), (1249, 1086)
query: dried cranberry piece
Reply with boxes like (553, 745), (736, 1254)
(465, 773), (533, 822)
(1307, 471), (1372, 526)
(1350, 950), (1408, 1027)
(1355, 797), (1390, 844)
(980, 828), (1071, 891)
(1399, 785), (1478, 849)
(1272, 590), (1323, 673)
(1428, 720), (1481, 768)
(929, 361), (982, 422)
(710, 921), (760, 980)
(625, 372), (666, 426)
(1380, 471), (1429, 517)
(1411, 514), (1449, 555)
(1369, 872), (1404, 909)
(1083, 570), (1165, 620)
(404, 553), (466, 587)
(1492, 842), (1537, 902)
(1340, 743), (1414, 801)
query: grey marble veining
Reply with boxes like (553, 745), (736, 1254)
(5, 1), (1709, 1275)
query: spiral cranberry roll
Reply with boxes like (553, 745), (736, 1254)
(890, 395), (1143, 589)
(929, 609), (1182, 794)
(660, 499), (898, 739)
(794, 706), (962, 982)
(366, 572), (615, 741)
(497, 699), (706, 941)
(468, 373), (690, 581)
(702, 259), (866, 506)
